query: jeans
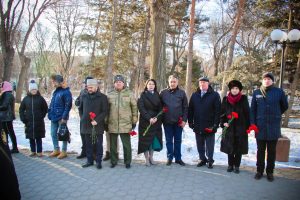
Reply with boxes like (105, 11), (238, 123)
(256, 139), (278, 174)
(51, 121), (67, 151)
(163, 124), (183, 161)
(29, 138), (42, 153)
(85, 134), (103, 164)
(195, 133), (215, 163)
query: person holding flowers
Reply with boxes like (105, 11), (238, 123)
(188, 77), (221, 169)
(160, 75), (188, 166)
(251, 72), (288, 181)
(220, 80), (250, 174)
(107, 75), (138, 169)
(137, 79), (163, 166)
(79, 79), (108, 169)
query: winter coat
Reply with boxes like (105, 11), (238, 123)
(188, 86), (221, 135)
(250, 87), (288, 140)
(75, 88), (88, 133)
(48, 87), (72, 122)
(0, 91), (15, 122)
(107, 88), (138, 133)
(19, 92), (48, 139)
(159, 87), (188, 125)
(137, 91), (163, 154)
(220, 95), (250, 154)
(79, 91), (108, 135)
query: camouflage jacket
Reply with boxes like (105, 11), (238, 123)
(107, 88), (138, 133)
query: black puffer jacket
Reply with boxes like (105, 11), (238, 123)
(19, 92), (48, 139)
(0, 92), (16, 122)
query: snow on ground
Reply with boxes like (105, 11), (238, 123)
(12, 107), (300, 169)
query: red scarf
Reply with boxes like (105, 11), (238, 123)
(227, 92), (242, 105)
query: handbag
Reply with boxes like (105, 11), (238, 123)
(57, 123), (71, 143)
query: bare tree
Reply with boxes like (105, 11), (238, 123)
(185, 0), (196, 100)
(105, 0), (118, 93)
(149, 0), (171, 91)
(220, 0), (246, 99)
(49, 0), (88, 79)
(12, 0), (60, 103)
(0, 0), (25, 81)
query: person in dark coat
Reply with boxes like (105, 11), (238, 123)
(160, 75), (188, 166)
(220, 80), (250, 173)
(75, 76), (93, 159)
(79, 79), (109, 169)
(137, 79), (163, 166)
(48, 74), (72, 159)
(0, 125), (21, 200)
(19, 80), (48, 157)
(188, 77), (221, 169)
(251, 72), (288, 182)
(0, 81), (18, 153)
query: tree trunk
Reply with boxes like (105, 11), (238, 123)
(16, 54), (31, 103)
(283, 50), (300, 127)
(185, 0), (196, 100)
(1, 47), (15, 81)
(149, 0), (168, 91)
(135, 10), (150, 98)
(220, 0), (246, 99)
(105, 0), (118, 93)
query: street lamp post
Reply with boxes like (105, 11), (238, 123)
(270, 29), (300, 88)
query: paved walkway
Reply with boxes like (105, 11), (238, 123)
(13, 149), (300, 200)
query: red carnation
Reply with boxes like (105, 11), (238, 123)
(163, 106), (168, 113)
(227, 114), (232, 119)
(178, 117), (183, 126)
(129, 130), (137, 136)
(89, 112), (96, 120)
(232, 112), (239, 119)
(247, 124), (259, 135)
(204, 128), (213, 133)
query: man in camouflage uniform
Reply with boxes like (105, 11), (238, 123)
(107, 75), (138, 169)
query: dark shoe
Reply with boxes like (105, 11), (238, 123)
(227, 166), (233, 172)
(11, 148), (19, 153)
(125, 164), (131, 169)
(234, 167), (240, 174)
(166, 160), (172, 166)
(96, 163), (102, 169)
(208, 162), (213, 169)
(197, 160), (207, 167)
(82, 163), (93, 168)
(76, 154), (86, 159)
(103, 151), (110, 161)
(254, 172), (263, 180)
(267, 173), (274, 182)
(110, 163), (116, 168)
(175, 160), (185, 166)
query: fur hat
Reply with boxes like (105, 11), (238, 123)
(86, 79), (98, 86)
(198, 76), (209, 82)
(262, 72), (275, 82)
(114, 75), (125, 83)
(29, 80), (38, 91)
(228, 80), (243, 90)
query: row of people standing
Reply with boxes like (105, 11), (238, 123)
(15, 72), (288, 183)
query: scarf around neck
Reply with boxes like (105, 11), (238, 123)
(227, 92), (242, 105)
(260, 84), (273, 98)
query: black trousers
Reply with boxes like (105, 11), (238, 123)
(228, 136), (242, 167)
(2, 121), (18, 149)
(256, 139), (278, 174)
(80, 134), (87, 156)
(85, 134), (103, 164)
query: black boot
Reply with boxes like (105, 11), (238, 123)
(76, 152), (86, 159)
(103, 151), (110, 161)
